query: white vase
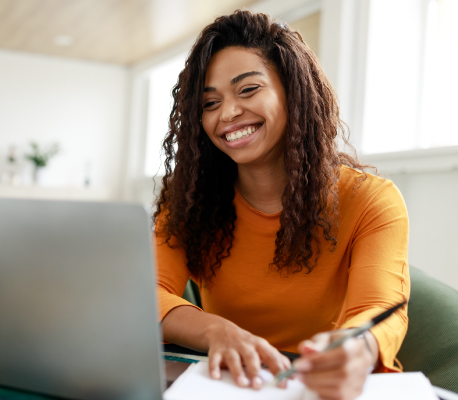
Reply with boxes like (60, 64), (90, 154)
(32, 167), (45, 185)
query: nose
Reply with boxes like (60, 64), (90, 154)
(220, 98), (244, 122)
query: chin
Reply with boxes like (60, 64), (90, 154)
(229, 155), (260, 166)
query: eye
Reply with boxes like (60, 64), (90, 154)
(241, 86), (259, 94)
(203, 101), (218, 109)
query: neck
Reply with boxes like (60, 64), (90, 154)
(235, 156), (287, 214)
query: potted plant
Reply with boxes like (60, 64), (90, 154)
(25, 142), (60, 184)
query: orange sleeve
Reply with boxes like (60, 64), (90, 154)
(154, 218), (202, 321)
(339, 181), (410, 372)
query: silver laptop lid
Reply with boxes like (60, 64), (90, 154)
(0, 199), (164, 400)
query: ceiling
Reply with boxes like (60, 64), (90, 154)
(0, 0), (259, 65)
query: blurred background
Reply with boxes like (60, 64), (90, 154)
(0, 0), (457, 289)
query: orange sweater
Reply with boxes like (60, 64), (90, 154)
(155, 166), (410, 372)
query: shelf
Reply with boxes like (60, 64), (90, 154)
(0, 185), (113, 201)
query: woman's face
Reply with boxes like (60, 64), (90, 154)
(201, 46), (288, 166)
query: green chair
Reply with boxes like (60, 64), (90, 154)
(182, 280), (202, 309)
(397, 266), (458, 393)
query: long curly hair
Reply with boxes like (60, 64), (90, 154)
(153, 10), (372, 284)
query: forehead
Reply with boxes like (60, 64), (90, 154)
(204, 47), (270, 85)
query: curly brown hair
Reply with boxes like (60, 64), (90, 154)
(153, 10), (372, 284)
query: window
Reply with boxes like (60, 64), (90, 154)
(419, 0), (458, 148)
(144, 52), (187, 177)
(361, 0), (458, 154)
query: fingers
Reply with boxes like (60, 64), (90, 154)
(296, 346), (349, 372)
(209, 341), (289, 390)
(258, 341), (289, 374)
(296, 336), (366, 373)
(256, 341), (291, 388)
(240, 347), (263, 389)
(298, 330), (349, 354)
(208, 351), (222, 379)
(226, 349), (252, 387)
(281, 354), (292, 370)
(209, 348), (250, 387)
(209, 346), (265, 389)
(205, 322), (290, 390)
(301, 333), (332, 352)
(295, 332), (372, 400)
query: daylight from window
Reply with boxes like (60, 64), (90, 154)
(145, 52), (186, 177)
(362, 0), (458, 154)
(419, 0), (458, 149)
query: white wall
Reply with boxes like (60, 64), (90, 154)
(389, 169), (458, 290)
(0, 50), (128, 198)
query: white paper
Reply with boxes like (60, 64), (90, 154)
(163, 362), (316, 400)
(164, 362), (439, 400)
(356, 372), (438, 400)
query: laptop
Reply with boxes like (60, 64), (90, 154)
(0, 198), (165, 400)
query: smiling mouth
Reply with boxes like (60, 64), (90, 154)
(224, 124), (262, 142)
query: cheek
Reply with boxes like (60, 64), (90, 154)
(264, 101), (287, 133)
(257, 92), (287, 127)
(202, 118), (219, 145)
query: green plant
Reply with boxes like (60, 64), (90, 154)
(25, 142), (60, 168)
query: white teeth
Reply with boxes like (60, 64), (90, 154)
(225, 125), (258, 142)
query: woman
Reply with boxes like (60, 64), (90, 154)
(154, 10), (409, 400)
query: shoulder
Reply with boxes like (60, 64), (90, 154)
(338, 165), (402, 200)
(337, 165), (407, 220)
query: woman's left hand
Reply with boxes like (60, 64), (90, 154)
(294, 330), (378, 400)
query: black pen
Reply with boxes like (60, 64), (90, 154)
(272, 301), (407, 384)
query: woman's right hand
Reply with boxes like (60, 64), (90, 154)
(205, 320), (291, 390)
(162, 305), (290, 390)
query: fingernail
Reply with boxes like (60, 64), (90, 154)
(299, 340), (317, 352)
(293, 359), (312, 371)
(252, 376), (263, 390)
(211, 370), (221, 379)
(237, 375), (250, 387)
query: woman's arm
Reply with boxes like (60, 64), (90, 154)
(162, 305), (291, 390)
(155, 224), (291, 390)
(156, 231), (290, 389)
(294, 179), (409, 399)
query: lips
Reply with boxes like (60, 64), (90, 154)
(225, 125), (258, 142)
(219, 122), (263, 142)
(221, 123), (264, 149)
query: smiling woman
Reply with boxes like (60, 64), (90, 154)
(153, 10), (409, 400)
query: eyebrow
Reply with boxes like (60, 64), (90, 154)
(230, 71), (264, 85)
(203, 71), (264, 92)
